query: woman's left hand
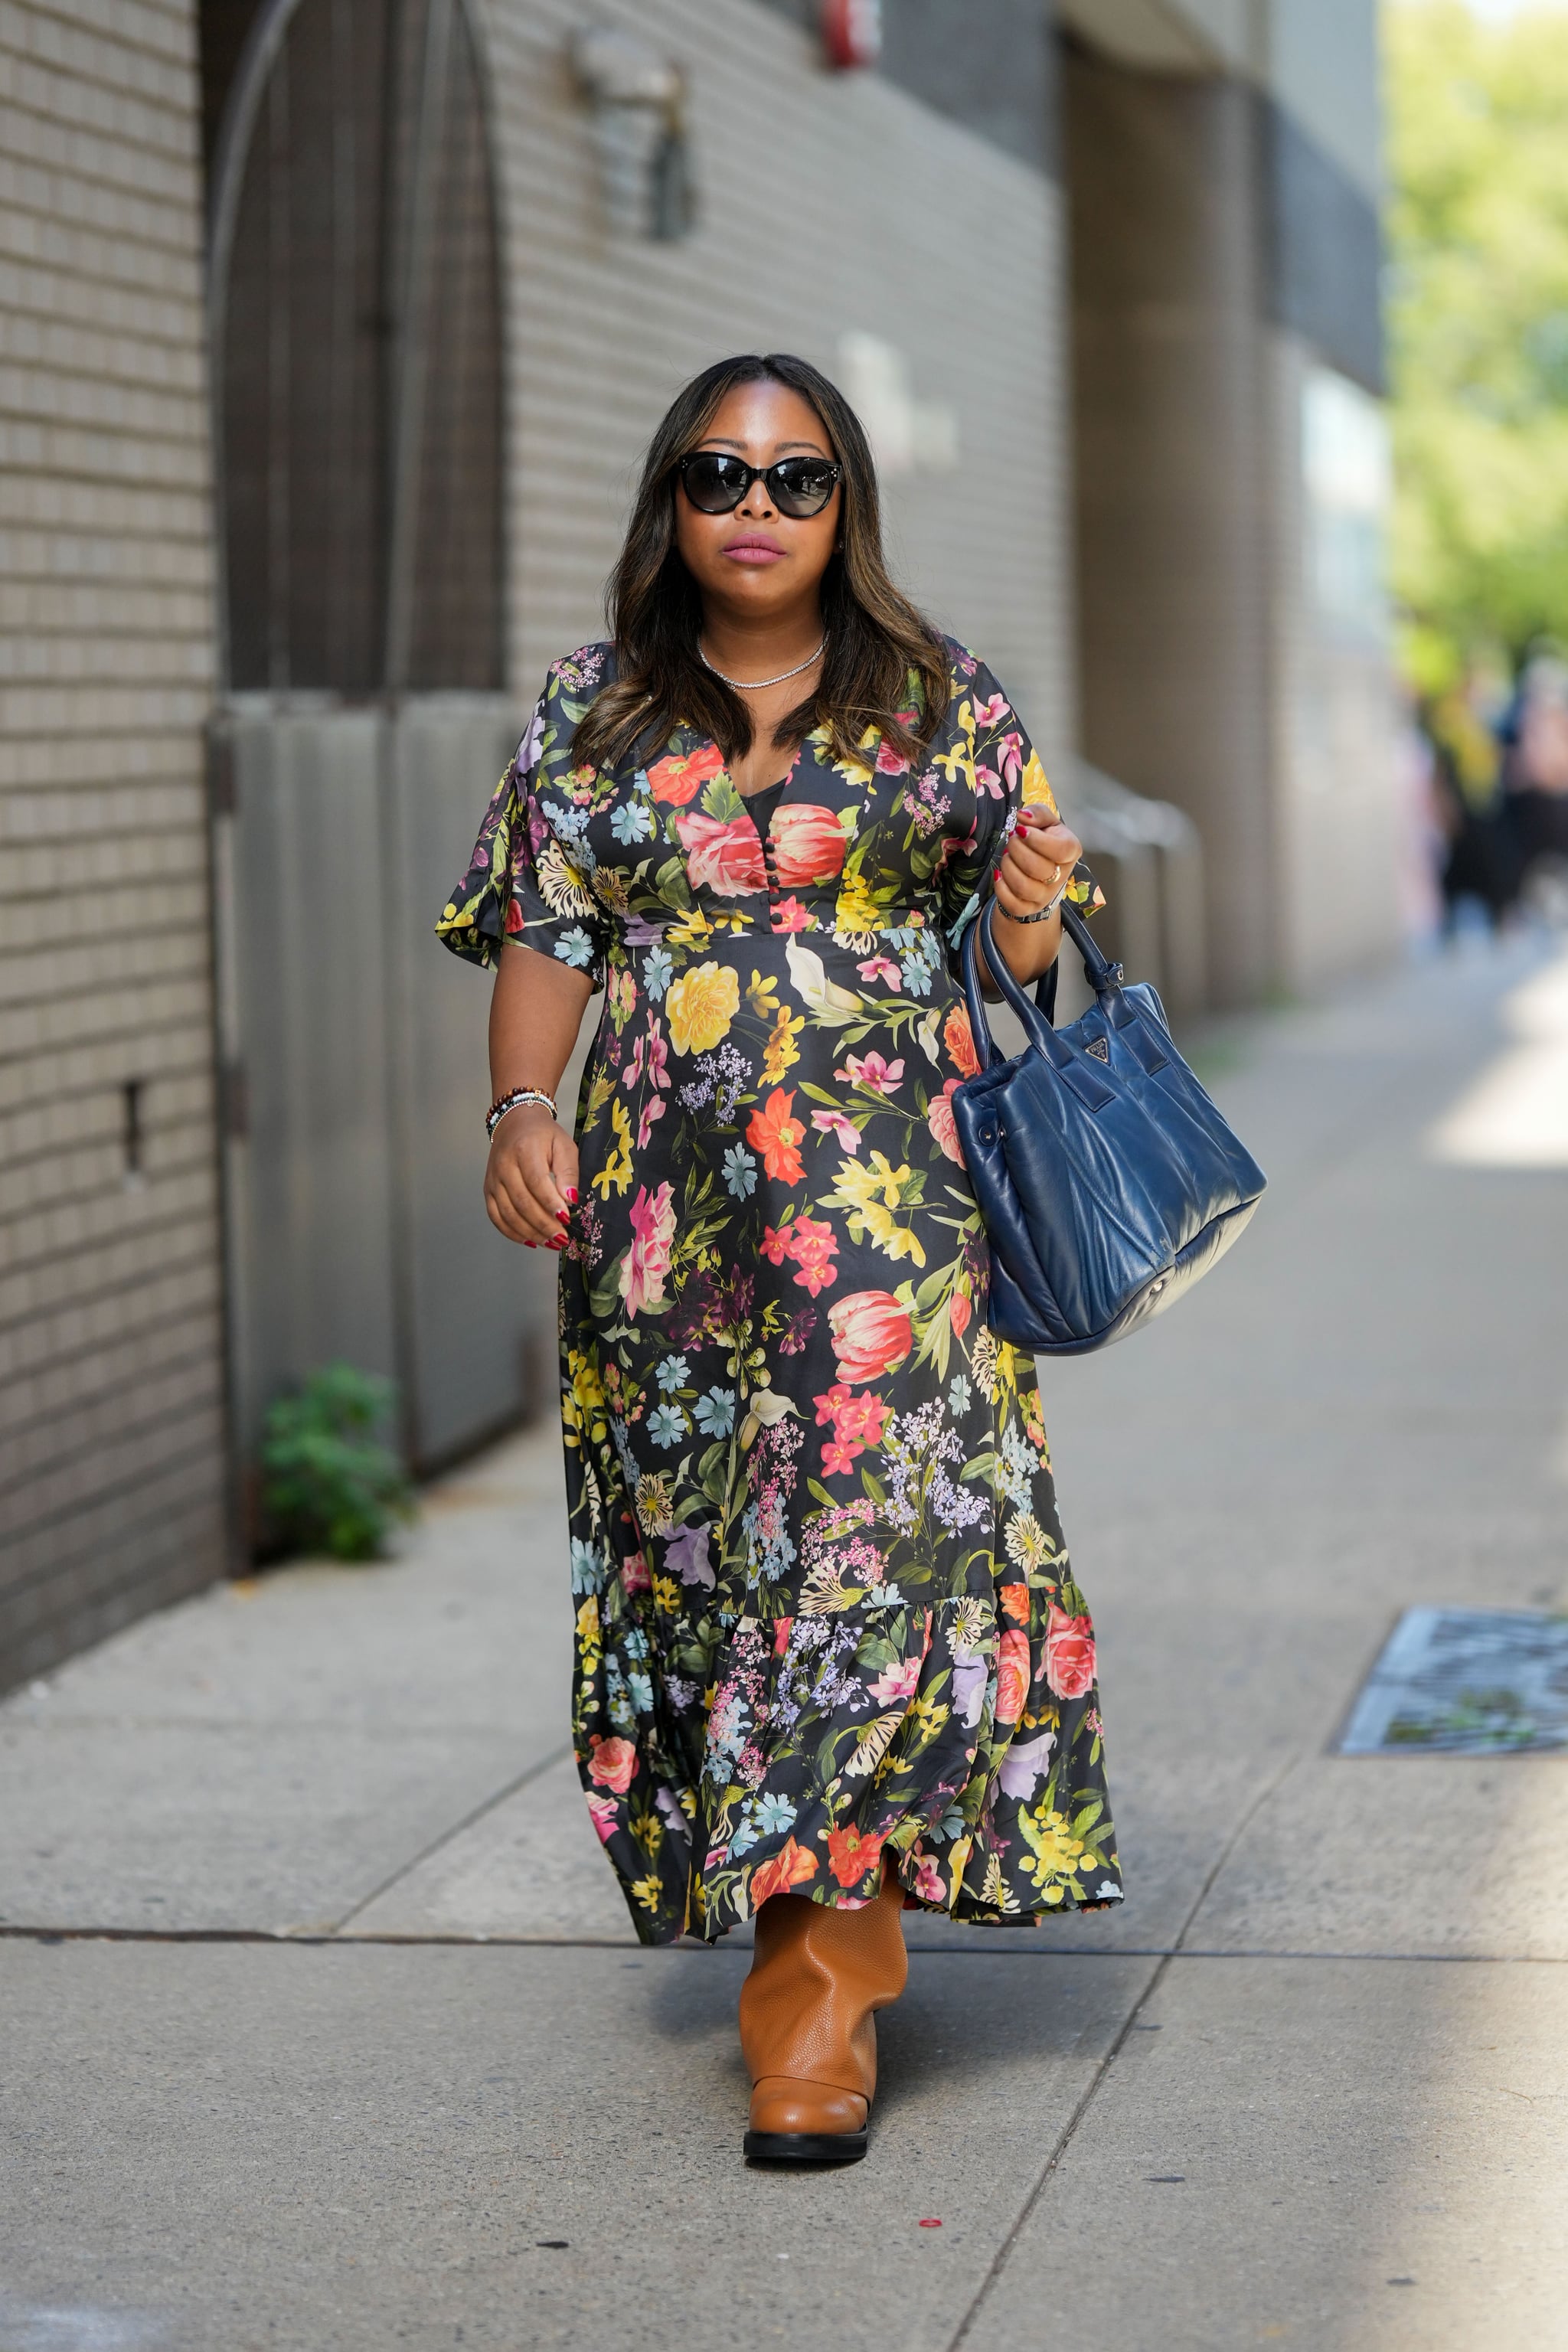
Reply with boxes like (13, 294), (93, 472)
(995, 807), (1083, 924)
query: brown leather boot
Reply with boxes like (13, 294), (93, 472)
(738, 1862), (907, 2163)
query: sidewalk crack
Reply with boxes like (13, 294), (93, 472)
(327, 1740), (573, 1937)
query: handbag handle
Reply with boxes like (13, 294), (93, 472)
(963, 900), (1064, 1070)
(1060, 895), (1123, 995)
(962, 895), (1123, 1071)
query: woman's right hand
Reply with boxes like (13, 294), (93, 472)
(484, 1104), (580, 1249)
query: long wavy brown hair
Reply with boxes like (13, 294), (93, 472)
(573, 353), (949, 776)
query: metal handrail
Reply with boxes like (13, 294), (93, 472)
(1060, 756), (1199, 857)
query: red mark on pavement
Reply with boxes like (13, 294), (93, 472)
(918, 2219), (942, 2229)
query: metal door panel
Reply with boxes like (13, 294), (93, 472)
(225, 707), (398, 1460)
(384, 697), (549, 1464)
(208, 0), (519, 1513)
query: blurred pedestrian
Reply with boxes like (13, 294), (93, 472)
(1499, 649), (1568, 897)
(1421, 675), (1517, 932)
(438, 353), (1119, 2164)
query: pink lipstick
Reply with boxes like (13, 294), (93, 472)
(722, 534), (786, 566)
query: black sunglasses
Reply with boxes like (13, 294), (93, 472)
(677, 450), (842, 519)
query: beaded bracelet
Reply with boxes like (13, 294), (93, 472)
(485, 1086), (557, 1138)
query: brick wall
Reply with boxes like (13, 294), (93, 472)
(0, 0), (224, 1687)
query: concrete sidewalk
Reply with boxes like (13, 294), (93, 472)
(2, 936), (1566, 2352)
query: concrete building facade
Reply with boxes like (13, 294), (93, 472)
(0, 0), (1395, 1686)
(1061, 0), (1394, 1001)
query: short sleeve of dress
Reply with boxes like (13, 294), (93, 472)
(937, 654), (1104, 965)
(435, 663), (613, 988)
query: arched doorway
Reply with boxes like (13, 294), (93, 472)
(204, 0), (539, 1506)
(209, 0), (504, 697)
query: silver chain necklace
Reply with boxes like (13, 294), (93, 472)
(699, 635), (825, 693)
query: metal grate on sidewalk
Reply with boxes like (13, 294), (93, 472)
(1339, 1606), (1568, 1756)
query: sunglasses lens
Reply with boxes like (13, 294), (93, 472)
(771, 459), (838, 517)
(680, 454), (747, 512)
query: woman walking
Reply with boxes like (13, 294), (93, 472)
(438, 353), (1119, 2163)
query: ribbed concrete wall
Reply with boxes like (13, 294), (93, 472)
(0, 0), (224, 1687)
(479, 0), (1077, 781)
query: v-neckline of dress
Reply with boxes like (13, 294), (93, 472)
(740, 776), (790, 841)
(736, 742), (803, 838)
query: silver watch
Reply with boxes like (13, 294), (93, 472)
(998, 884), (1067, 926)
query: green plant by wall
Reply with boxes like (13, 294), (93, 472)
(260, 1364), (415, 1562)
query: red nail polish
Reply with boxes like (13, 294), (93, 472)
(557, 1207), (570, 1222)
(567, 1187), (579, 1204)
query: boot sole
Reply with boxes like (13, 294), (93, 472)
(743, 2128), (869, 2164)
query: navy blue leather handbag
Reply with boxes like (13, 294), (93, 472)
(953, 897), (1266, 1355)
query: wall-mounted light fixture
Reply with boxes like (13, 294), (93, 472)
(570, 25), (696, 242)
(822, 0), (882, 70)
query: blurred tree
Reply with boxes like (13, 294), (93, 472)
(1387, 1), (1568, 689)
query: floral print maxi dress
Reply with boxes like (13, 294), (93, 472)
(438, 639), (1122, 1945)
